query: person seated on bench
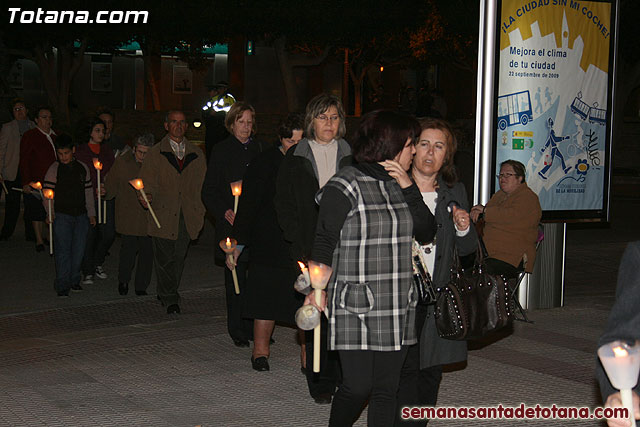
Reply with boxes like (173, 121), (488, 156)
(470, 159), (541, 279)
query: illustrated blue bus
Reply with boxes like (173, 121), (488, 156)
(571, 92), (606, 126)
(497, 90), (533, 130)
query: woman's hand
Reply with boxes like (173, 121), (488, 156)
(225, 247), (241, 270)
(304, 290), (327, 312)
(470, 204), (485, 222)
(96, 183), (106, 197)
(381, 160), (412, 189)
(605, 391), (640, 427)
(137, 192), (151, 208)
(452, 205), (471, 231)
(224, 209), (236, 225)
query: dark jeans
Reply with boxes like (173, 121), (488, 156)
(53, 213), (89, 293)
(395, 304), (443, 426)
(305, 315), (340, 398)
(330, 347), (408, 427)
(224, 250), (253, 341)
(0, 175), (33, 240)
(152, 214), (190, 306)
(82, 199), (115, 275)
(118, 234), (153, 292)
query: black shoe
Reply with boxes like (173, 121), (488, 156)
(233, 338), (250, 348)
(313, 393), (333, 405)
(251, 356), (270, 372)
(167, 304), (180, 314)
(36, 244), (45, 252)
(118, 282), (129, 295)
(57, 290), (70, 297)
(71, 284), (83, 292)
(135, 290), (148, 296)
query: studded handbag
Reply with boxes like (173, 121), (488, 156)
(412, 239), (437, 305)
(435, 242), (513, 340)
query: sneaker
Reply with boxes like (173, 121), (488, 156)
(95, 266), (108, 279)
(71, 284), (83, 292)
(82, 275), (94, 285)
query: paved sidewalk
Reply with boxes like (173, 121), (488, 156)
(0, 198), (638, 426)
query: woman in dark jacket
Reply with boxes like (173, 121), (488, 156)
(229, 114), (304, 372)
(274, 94), (351, 404)
(395, 118), (477, 426)
(202, 102), (266, 348)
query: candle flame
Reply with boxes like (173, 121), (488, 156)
(298, 261), (307, 271)
(226, 237), (231, 248)
(230, 180), (243, 196)
(93, 158), (103, 170)
(30, 181), (42, 190)
(613, 346), (629, 357)
(43, 189), (54, 199)
(312, 266), (320, 276)
(129, 179), (144, 190)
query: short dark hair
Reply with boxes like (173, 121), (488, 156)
(76, 117), (106, 145)
(9, 98), (25, 115)
(416, 117), (458, 187)
(96, 106), (115, 121)
(225, 102), (256, 134)
(304, 94), (346, 140)
(501, 159), (526, 183)
(35, 106), (52, 119)
(277, 113), (304, 140)
(55, 134), (74, 150)
(352, 110), (420, 163)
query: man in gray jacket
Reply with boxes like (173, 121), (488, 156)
(0, 98), (35, 241)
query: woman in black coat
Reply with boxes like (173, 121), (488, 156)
(395, 118), (477, 426)
(202, 102), (266, 348)
(230, 114), (304, 372)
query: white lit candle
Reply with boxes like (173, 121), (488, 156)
(230, 180), (242, 214)
(308, 260), (333, 373)
(598, 340), (640, 427)
(43, 188), (54, 255)
(93, 159), (103, 224)
(129, 179), (161, 229)
(219, 237), (239, 294)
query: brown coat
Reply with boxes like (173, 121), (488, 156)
(483, 183), (542, 272)
(104, 151), (148, 236)
(138, 136), (207, 240)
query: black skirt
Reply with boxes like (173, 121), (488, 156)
(24, 193), (46, 222)
(243, 261), (302, 324)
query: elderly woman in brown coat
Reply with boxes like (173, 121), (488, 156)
(104, 134), (155, 296)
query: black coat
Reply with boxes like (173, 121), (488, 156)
(202, 134), (267, 261)
(232, 146), (301, 322)
(274, 138), (352, 262)
(420, 178), (478, 369)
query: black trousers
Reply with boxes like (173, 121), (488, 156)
(305, 315), (341, 398)
(82, 199), (116, 275)
(118, 234), (153, 292)
(485, 257), (520, 280)
(152, 214), (191, 306)
(395, 304), (443, 426)
(330, 347), (408, 427)
(0, 175), (33, 240)
(223, 250), (253, 341)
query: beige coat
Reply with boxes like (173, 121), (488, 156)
(483, 183), (542, 272)
(0, 119), (35, 181)
(138, 136), (206, 240)
(104, 151), (148, 236)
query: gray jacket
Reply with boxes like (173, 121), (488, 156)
(420, 178), (477, 368)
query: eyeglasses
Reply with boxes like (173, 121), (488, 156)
(315, 115), (339, 123)
(496, 173), (517, 179)
(13, 106), (25, 112)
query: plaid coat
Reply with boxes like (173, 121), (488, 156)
(319, 166), (417, 351)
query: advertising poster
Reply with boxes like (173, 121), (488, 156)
(496, 0), (615, 219)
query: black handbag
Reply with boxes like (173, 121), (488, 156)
(412, 240), (437, 305)
(435, 242), (513, 340)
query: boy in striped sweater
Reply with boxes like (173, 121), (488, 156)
(43, 134), (96, 296)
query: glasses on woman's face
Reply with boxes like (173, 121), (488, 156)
(496, 172), (517, 179)
(315, 114), (339, 123)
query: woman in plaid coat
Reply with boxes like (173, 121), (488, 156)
(309, 110), (436, 426)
